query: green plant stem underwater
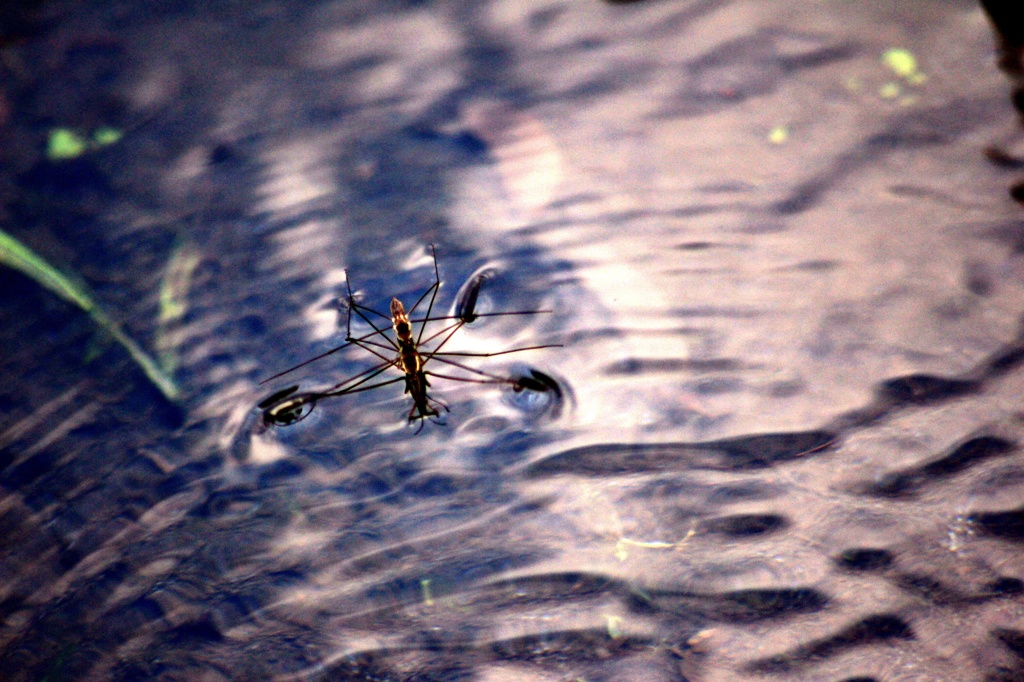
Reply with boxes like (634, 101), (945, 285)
(0, 227), (180, 401)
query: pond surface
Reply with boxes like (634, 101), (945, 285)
(2, 1), (1024, 680)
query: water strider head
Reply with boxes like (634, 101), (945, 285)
(390, 297), (412, 340)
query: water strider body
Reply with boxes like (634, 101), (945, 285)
(389, 296), (441, 422)
(259, 246), (561, 429)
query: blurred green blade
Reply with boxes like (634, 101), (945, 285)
(0, 227), (180, 400)
(0, 228), (94, 310)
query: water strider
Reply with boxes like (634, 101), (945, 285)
(260, 246), (560, 429)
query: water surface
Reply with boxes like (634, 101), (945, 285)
(2, 1), (1024, 680)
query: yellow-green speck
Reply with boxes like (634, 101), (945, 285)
(47, 129), (88, 160)
(605, 615), (623, 639)
(882, 48), (922, 80)
(878, 82), (901, 99)
(768, 125), (789, 145)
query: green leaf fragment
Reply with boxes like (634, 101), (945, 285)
(47, 128), (88, 160)
(92, 127), (123, 146)
(420, 578), (434, 606)
(0, 227), (180, 401)
(47, 126), (123, 160)
(156, 241), (200, 374)
(0, 229), (93, 310)
(159, 242), (200, 322)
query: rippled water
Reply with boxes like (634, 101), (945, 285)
(2, 1), (1024, 680)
